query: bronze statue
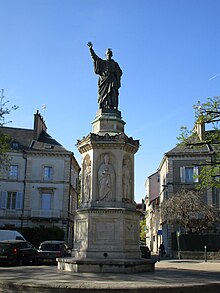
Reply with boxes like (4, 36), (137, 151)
(87, 42), (122, 110)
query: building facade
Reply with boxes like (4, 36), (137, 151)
(0, 111), (80, 247)
(145, 123), (220, 255)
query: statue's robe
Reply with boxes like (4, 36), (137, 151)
(90, 48), (122, 109)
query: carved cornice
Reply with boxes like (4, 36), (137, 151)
(77, 132), (139, 154)
(25, 151), (72, 158)
(75, 208), (139, 215)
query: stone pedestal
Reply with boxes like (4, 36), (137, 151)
(92, 109), (125, 134)
(73, 208), (140, 259)
(57, 109), (156, 273)
(58, 258), (156, 273)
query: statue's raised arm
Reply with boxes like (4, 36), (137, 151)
(87, 42), (122, 111)
(87, 41), (98, 61)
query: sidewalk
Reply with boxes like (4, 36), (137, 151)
(0, 259), (219, 292)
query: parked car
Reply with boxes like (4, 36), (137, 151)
(37, 241), (71, 264)
(140, 245), (151, 259)
(0, 240), (38, 266)
(0, 230), (26, 241)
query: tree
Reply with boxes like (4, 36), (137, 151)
(161, 189), (217, 234)
(140, 218), (147, 241)
(0, 89), (18, 166)
(177, 96), (220, 191)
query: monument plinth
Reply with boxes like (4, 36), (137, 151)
(57, 43), (156, 273)
(92, 109), (125, 134)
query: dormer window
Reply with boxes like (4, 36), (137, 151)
(44, 145), (54, 149)
(11, 142), (19, 149)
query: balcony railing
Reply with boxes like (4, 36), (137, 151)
(0, 210), (22, 218)
(31, 209), (61, 218)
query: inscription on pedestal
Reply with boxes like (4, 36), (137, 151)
(93, 221), (116, 243)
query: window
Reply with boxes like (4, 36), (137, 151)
(180, 166), (199, 183)
(41, 193), (51, 210)
(9, 165), (18, 180)
(0, 191), (23, 210)
(213, 188), (220, 209)
(11, 142), (19, 149)
(43, 166), (53, 181)
(7, 192), (16, 209)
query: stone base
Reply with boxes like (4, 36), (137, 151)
(92, 109), (125, 134)
(73, 208), (141, 260)
(57, 257), (156, 273)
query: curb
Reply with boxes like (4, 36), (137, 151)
(1, 281), (220, 293)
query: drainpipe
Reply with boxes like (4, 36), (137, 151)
(21, 151), (27, 230)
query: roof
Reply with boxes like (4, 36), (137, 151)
(157, 130), (218, 171)
(0, 240), (27, 243)
(0, 126), (33, 150)
(0, 126), (70, 153)
(165, 129), (219, 156)
(165, 142), (211, 156)
(39, 240), (65, 244)
(30, 130), (68, 152)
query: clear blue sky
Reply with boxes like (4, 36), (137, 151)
(1, 0), (219, 202)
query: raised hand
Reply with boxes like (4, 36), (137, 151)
(87, 41), (93, 49)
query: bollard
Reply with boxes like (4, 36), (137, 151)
(204, 245), (207, 262)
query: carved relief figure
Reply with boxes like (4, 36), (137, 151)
(122, 159), (131, 201)
(98, 154), (115, 201)
(87, 42), (122, 110)
(83, 157), (91, 202)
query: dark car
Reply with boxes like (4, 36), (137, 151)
(140, 245), (151, 259)
(37, 240), (71, 264)
(0, 240), (38, 266)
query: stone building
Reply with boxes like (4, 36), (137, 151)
(145, 171), (160, 252)
(0, 111), (80, 247)
(145, 123), (220, 255)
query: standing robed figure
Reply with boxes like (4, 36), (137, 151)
(87, 42), (122, 110)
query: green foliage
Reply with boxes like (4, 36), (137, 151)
(194, 96), (220, 126)
(0, 90), (18, 127)
(20, 226), (65, 248)
(177, 126), (199, 146)
(140, 218), (146, 241)
(161, 189), (218, 234)
(197, 156), (220, 190)
(0, 132), (11, 166)
(177, 126), (191, 142)
(0, 90), (18, 168)
(178, 96), (220, 191)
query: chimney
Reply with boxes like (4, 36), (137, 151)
(194, 122), (205, 141)
(33, 110), (47, 140)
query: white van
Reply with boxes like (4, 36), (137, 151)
(0, 230), (26, 241)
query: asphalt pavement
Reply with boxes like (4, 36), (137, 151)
(0, 259), (220, 292)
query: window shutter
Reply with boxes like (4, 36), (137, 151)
(0, 191), (7, 209)
(180, 167), (185, 183)
(16, 192), (23, 209)
(51, 167), (54, 180)
(193, 166), (199, 182)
